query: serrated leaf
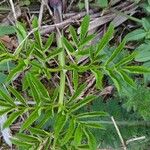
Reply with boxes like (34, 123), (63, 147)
(76, 111), (108, 119)
(8, 86), (27, 106)
(27, 75), (41, 104)
(0, 42), (7, 52)
(62, 37), (75, 53)
(79, 34), (95, 48)
(44, 33), (54, 51)
(91, 69), (103, 89)
(115, 52), (137, 67)
(54, 113), (67, 138)
(123, 66), (150, 74)
(118, 70), (136, 88)
(29, 127), (50, 136)
(106, 69), (121, 91)
(15, 133), (40, 142)
(61, 118), (75, 145)
(105, 39), (126, 66)
(21, 107), (41, 131)
(28, 73), (50, 100)
(84, 128), (97, 150)
(74, 124), (83, 147)
(69, 95), (96, 113)
(0, 89), (15, 106)
(3, 109), (25, 129)
(32, 17), (43, 49)
(80, 15), (90, 40)
(0, 107), (13, 116)
(72, 70), (79, 91)
(16, 22), (27, 44)
(69, 26), (78, 46)
(36, 110), (52, 128)
(81, 121), (105, 129)
(0, 53), (13, 65)
(95, 23), (114, 56)
(46, 48), (63, 61)
(26, 43), (34, 57)
(11, 138), (33, 148)
(6, 59), (27, 82)
(67, 83), (86, 105)
(33, 47), (46, 60)
(0, 100), (12, 107)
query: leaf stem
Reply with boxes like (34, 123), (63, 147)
(57, 34), (66, 112)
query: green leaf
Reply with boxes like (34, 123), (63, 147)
(16, 22), (27, 43)
(72, 70), (79, 90)
(80, 15), (90, 40)
(77, 144), (90, 149)
(11, 138), (32, 148)
(0, 42), (7, 52)
(135, 44), (150, 62)
(0, 107), (13, 116)
(29, 127), (50, 136)
(27, 75), (41, 104)
(0, 100), (13, 107)
(6, 59), (27, 82)
(0, 53), (13, 64)
(79, 34), (95, 48)
(0, 73), (7, 84)
(0, 89), (15, 106)
(105, 39), (126, 66)
(142, 18), (150, 31)
(21, 107), (41, 131)
(74, 124), (83, 146)
(62, 37), (75, 53)
(69, 95), (96, 113)
(98, 0), (108, 8)
(46, 48), (63, 61)
(61, 118), (75, 145)
(8, 86), (27, 106)
(32, 17), (43, 49)
(3, 109), (25, 129)
(69, 26), (78, 46)
(84, 128), (97, 150)
(118, 70), (136, 88)
(95, 23), (114, 56)
(28, 73), (50, 100)
(67, 83), (86, 105)
(115, 52), (137, 67)
(44, 33), (54, 51)
(81, 121), (105, 129)
(76, 111), (108, 119)
(106, 69), (121, 91)
(36, 110), (52, 128)
(26, 43), (34, 57)
(123, 66), (150, 74)
(125, 29), (146, 41)
(0, 25), (15, 36)
(91, 69), (103, 89)
(54, 112), (67, 138)
(33, 47), (46, 60)
(15, 133), (40, 142)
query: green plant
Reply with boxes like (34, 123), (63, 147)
(0, 15), (149, 149)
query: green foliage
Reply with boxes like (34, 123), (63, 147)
(123, 86), (150, 120)
(0, 15), (149, 149)
(125, 17), (150, 85)
(97, 0), (108, 8)
(0, 25), (15, 36)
